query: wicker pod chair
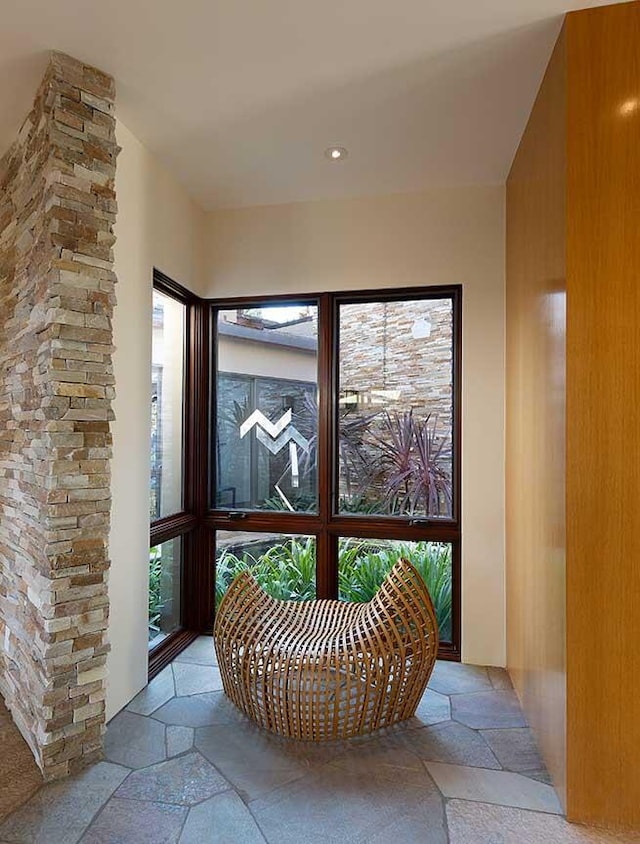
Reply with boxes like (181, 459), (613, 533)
(214, 558), (439, 741)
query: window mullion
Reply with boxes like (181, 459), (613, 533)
(317, 293), (335, 596)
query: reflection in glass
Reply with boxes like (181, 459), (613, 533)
(215, 304), (318, 512)
(215, 532), (316, 605)
(338, 539), (452, 641)
(338, 299), (453, 518)
(148, 538), (182, 650)
(150, 290), (185, 520)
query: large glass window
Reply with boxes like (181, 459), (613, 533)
(209, 289), (461, 656)
(148, 538), (183, 649)
(215, 305), (318, 513)
(338, 538), (452, 641)
(338, 298), (453, 518)
(215, 531), (316, 606)
(148, 273), (198, 664)
(151, 288), (186, 520)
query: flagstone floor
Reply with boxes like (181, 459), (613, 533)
(1, 638), (637, 843)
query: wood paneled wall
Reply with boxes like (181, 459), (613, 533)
(506, 27), (567, 806)
(565, 2), (640, 828)
(507, 1), (640, 830)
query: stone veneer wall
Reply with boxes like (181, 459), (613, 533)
(339, 298), (453, 428)
(0, 52), (118, 780)
(337, 299), (454, 511)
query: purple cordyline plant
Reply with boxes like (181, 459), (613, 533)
(371, 409), (452, 517)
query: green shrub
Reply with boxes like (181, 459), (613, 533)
(148, 546), (164, 631)
(215, 537), (452, 641)
(216, 536), (316, 606)
(337, 539), (451, 640)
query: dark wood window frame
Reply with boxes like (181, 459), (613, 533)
(207, 287), (462, 661)
(148, 270), (210, 677)
(149, 282), (461, 679)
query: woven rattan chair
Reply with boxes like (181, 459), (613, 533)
(214, 558), (439, 741)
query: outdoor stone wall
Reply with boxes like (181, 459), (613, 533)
(338, 299), (454, 513)
(0, 52), (118, 780)
(339, 298), (453, 429)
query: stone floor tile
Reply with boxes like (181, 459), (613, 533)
(126, 666), (175, 716)
(115, 752), (228, 806)
(452, 690), (528, 729)
(446, 799), (640, 843)
(403, 721), (500, 769)
(172, 663), (223, 697)
(251, 743), (447, 844)
(481, 727), (545, 773)
(104, 711), (167, 769)
(428, 661), (493, 695)
(488, 666), (513, 690)
(179, 791), (266, 844)
(525, 769), (554, 785)
(0, 655), (561, 844)
(195, 722), (328, 802)
(330, 734), (429, 787)
(174, 636), (217, 666)
(153, 691), (241, 728)
(0, 762), (128, 844)
(166, 726), (194, 757)
(425, 761), (562, 815)
(80, 798), (187, 844)
(408, 688), (451, 727)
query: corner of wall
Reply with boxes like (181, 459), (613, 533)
(0, 51), (118, 779)
(108, 108), (208, 719)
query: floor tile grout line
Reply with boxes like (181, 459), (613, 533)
(440, 793), (566, 818)
(112, 788), (230, 809)
(189, 745), (282, 842)
(237, 743), (364, 809)
(242, 796), (272, 843)
(175, 801), (191, 843)
(73, 767), (134, 843)
(440, 688), (515, 696)
(441, 793), (453, 843)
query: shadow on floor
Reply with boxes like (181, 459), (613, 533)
(0, 699), (42, 822)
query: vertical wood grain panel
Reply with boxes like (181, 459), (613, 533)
(506, 28), (567, 807)
(565, 2), (640, 828)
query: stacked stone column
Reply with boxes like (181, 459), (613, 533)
(0, 52), (117, 779)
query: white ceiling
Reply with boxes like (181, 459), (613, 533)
(0, 0), (620, 209)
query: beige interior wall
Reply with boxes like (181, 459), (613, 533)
(506, 29), (567, 805)
(109, 119), (206, 718)
(204, 186), (506, 667)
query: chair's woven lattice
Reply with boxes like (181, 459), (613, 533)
(214, 558), (439, 741)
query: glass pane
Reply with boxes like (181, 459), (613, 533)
(338, 538), (452, 641)
(215, 532), (316, 605)
(338, 298), (453, 518)
(148, 537), (183, 649)
(215, 304), (318, 512)
(151, 290), (186, 520)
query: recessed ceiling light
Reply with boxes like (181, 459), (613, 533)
(325, 146), (348, 161)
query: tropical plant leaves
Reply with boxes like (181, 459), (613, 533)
(370, 410), (452, 517)
(215, 537), (452, 640)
